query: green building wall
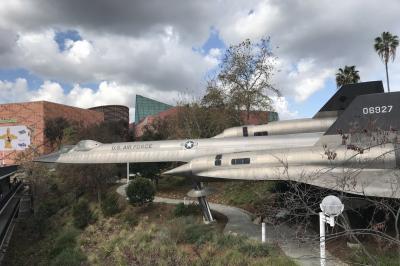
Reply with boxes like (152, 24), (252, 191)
(134, 95), (173, 123)
(268, 111), (279, 122)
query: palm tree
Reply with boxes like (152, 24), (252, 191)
(374, 31), (399, 92)
(335, 65), (360, 88)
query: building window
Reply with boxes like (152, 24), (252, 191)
(254, 131), (268, 136)
(231, 158), (250, 165)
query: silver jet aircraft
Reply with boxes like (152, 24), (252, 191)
(35, 81), (400, 200)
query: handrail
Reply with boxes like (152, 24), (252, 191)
(0, 198), (20, 249)
(0, 182), (23, 216)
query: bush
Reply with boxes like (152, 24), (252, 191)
(173, 203), (201, 217)
(183, 223), (214, 245)
(122, 208), (139, 226)
(50, 247), (86, 266)
(50, 228), (80, 258)
(33, 199), (63, 236)
(31, 215), (49, 237)
(101, 192), (121, 217)
(213, 249), (247, 266)
(36, 200), (60, 218)
(126, 177), (156, 205)
(215, 234), (246, 249)
(72, 198), (94, 229)
(238, 242), (269, 257)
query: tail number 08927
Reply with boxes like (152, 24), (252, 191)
(362, 105), (393, 115)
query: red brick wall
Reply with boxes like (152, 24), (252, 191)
(134, 107), (179, 138)
(43, 101), (104, 153)
(43, 101), (103, 127)
(0, 101), (104, 165)
(133, 107), (272, 139)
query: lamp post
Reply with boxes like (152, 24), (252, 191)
(319, 195), (344, 266)
(127, 162), (130, 183)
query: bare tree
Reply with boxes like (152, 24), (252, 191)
(217, 37), (280, 123)
(255, 129), (400, 264)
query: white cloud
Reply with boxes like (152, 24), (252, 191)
(31, 81), (65, 103)
(218, 1), (280, 43)
(65, 39), (93, 63)
(0, 78), (183, 122)
(217, 0), (400, 96)
(12, 28), (214, 95)
(270, 96), (298, 120)
(0, 0), (400, 119)
(0, 78), (30, 103)
(274, 58), (334, 102)
(204, 48), (222, 68)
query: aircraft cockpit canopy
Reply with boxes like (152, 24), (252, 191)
(74, 140), (102, 151)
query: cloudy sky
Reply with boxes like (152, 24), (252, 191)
(0, 0), (399, 121)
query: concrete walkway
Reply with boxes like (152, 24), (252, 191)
(117, 184), (346, 266)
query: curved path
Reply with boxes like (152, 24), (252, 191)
(117, 184), (346, 266)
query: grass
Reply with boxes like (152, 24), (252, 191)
(3, 207), (87, 266)
(4, 185), (297, 266)
(221, 181), (276, 207)
(173, 202), (202, 217)
(49, 227), (81, 258)
(78, 205), (297, 266)
(157, 175), (191, 191)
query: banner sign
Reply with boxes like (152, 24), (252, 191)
(0, 125), (31, 151)
(0, 119), (17, 124)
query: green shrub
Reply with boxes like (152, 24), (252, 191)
(173, 203), (200, 217)
(36, 200), (60, 218)
(222, 181), (274, 206)
(183, 223), (214, 245)
(213, 249), (248, 266)
(50, 228), (80, 258)
(50, 247), (86, 266)
(101, 192), (121, 217)
(266, 255), (298, 266)
(350, 249), (400, 266)
(238, 242), (269, 257)
(168, 216), (216, 245)
(215, 234), (246, 249)
(126, 177), (156, 205)
(31, 215), (48, 237)
(122, 208), (139, 226)
(72, 198), (94, 229)
(33, 199), (63, 236)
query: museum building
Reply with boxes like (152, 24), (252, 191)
(132, 94), (280, 139)
(0, 101), (104, 165)
(0, 95), (280, 164)
(89, 105), (129, 125)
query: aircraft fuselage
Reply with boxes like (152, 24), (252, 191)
(37, 132), (322, 164)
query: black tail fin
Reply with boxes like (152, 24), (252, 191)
(324, 89), (400, 135)
(314, 81), (384, 118)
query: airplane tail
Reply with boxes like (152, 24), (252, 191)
(323, 88), (400, 136)
(314, 81), (384, 119)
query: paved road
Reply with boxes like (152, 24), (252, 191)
(117, 184), (346, 266)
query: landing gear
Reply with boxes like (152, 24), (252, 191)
(187, 182), (216, 223)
